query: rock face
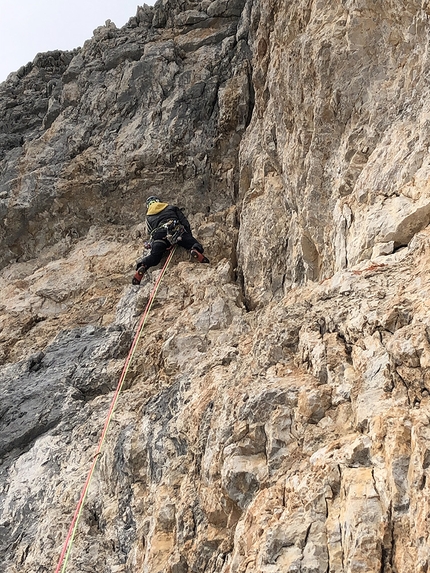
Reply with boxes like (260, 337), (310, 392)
(2, 1), (430, 572)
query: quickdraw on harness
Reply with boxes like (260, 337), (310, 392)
(149, 219), (185, 247)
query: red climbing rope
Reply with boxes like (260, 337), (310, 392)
(54, 247), (177, 573)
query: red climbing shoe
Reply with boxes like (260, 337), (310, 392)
(132, 266), (147, 285)
(190, 249), (210, 264)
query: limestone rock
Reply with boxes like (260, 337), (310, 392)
(2, 1), (430, 573)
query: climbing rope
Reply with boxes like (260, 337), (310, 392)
(54, 247), (177, 573)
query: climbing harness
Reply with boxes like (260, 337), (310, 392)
(53, 247), (177, 573)
(166, 222), (185, 245)
(149, 219), (186, 246)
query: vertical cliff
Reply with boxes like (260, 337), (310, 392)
(1, 1), (430, 572)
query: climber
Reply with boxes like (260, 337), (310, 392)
(132, 196), (209, 285)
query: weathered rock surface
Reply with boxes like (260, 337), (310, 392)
(2, 1), (430, 572)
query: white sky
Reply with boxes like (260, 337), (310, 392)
(0, 0), (156, 83)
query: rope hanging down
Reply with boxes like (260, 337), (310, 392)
(54, 247), (177, 573)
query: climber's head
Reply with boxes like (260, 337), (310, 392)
(146, 196), (161, 208)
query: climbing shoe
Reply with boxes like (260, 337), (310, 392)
(132, 266), (147, 285)
(190, 249), (210, 264)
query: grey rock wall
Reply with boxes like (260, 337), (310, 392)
(2, 1), (430, 573)
(0, 0), (250, 269)
(238, 0), (430, 307)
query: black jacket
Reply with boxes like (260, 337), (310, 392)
(146, 204), (191, 235)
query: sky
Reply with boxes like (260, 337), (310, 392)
(0, 0), (156, 83)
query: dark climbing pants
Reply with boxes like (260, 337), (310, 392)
(138, 232), (204, 271)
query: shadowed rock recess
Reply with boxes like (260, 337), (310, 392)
(2, 0), (430, 571)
